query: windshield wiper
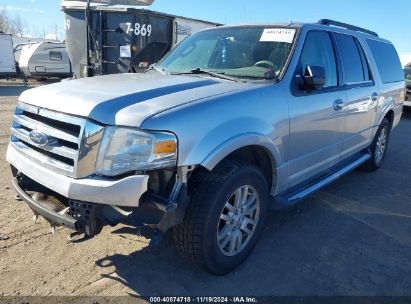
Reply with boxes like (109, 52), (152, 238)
(171, 68), (241, 83)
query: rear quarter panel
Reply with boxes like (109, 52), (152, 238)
(359, 36), (404, 132)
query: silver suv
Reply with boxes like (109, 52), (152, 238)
(7, 19), (405, 274)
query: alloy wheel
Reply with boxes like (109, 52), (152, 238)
(217, 185), (260, 257)
(375, 126), (388, 164)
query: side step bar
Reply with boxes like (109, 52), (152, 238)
(273, 153), (371, 209)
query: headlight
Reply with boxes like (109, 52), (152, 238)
(95, 127), (177, 176)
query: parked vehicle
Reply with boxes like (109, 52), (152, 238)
(61, 0), (220, 78)
(17, 42), (72, 80)
(405, 67), (411, 105)
(7, 20), (405, 274)
(0, 32), (17, 78)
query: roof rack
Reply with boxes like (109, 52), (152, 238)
(317, 19), (378, 37)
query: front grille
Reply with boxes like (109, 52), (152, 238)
(10, 102), (104, 178)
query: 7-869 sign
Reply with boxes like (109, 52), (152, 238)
(125, 22), (152, 37)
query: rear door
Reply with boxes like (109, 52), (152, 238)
(333, 33), (378, 160)
(287, 30), (346, 188)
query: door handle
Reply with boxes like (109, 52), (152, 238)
(371, 92), (379, 102)
(333, 99), (344, 111)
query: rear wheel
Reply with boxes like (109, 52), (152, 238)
(173, 160), (269, 275)
(363, 118), (390, 171)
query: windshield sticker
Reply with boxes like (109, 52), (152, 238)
(260, 28), (296, 43)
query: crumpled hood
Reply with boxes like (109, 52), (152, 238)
(19, 72), (250, 127)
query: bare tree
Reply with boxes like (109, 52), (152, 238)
(46, 24), (63, 41)
(12, 14), (29, 37)
(1, 9), (59, 40)
(0, 9), (12, 33)
(0, 10), (29, 36)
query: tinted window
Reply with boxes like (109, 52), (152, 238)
(336, 34), (370, 83)
(50, 51), (62, 61)
(299, 31), (338, 88)
(367, 39), (403, 83)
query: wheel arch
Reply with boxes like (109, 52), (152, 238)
(199, 134), (282, 195)
(384, 109), (395, 130)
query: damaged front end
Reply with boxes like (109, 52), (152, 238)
(11, 165), (193, 244)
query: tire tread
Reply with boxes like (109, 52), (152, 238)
(173, 160), (244, 267)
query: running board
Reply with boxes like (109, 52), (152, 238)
(273, 153), (371, 209)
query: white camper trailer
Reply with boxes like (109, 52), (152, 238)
(0, 33), (17, 78)
(18, 42), (72, 80)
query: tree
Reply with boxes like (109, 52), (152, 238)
(0, 9), (12, 33)
(0, 9), (29, 36)
(12, 14), (29, 37)
(0, 9), (60, 40)
(405, 62), (411, 68)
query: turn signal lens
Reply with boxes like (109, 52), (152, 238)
(154, 140), (177, 154)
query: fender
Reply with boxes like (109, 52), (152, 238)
(199, 133), (287, 195)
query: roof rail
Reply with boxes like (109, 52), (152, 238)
(317, 19), (378, 37)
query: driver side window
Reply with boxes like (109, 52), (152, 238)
(299, 31), (338, 88)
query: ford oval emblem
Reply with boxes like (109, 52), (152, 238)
(29, 130), (49, 147)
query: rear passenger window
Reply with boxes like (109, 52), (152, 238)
(367, 39), (403, 84)
(335, 34), (371, 84)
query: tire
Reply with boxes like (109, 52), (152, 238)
(363, 118), (390, 172)
(173, 160), (269, 275)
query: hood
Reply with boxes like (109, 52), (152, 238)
(19, 72), (251, 127)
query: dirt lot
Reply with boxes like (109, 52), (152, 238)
(1, 80), (411, 297)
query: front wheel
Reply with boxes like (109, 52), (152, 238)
(173, 160), (269, 275)
(363, 118), (391, 171)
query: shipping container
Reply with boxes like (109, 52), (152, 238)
(61, 1), (220, 78)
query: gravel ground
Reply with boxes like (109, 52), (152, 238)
(1, 80), (411, 297)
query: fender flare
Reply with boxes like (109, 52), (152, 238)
(199, 133), (283, 193)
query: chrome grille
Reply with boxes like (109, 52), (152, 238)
(11, 102), (104, 178)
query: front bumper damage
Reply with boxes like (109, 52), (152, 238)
(11, 167), (190, 243)
(8, 141), (192, 243)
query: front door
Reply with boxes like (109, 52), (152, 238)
(287, 30), (346, 188)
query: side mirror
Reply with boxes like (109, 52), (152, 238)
(298, 65), (326, 91)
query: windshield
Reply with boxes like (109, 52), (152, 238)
(405, 69), (411, 83)
(157, 26), (296, 80)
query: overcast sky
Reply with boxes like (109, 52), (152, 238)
(1, 0), (410, 66)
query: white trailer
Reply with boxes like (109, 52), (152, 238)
(0, 33), (17, 77)
(18, 42), (72, 80)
